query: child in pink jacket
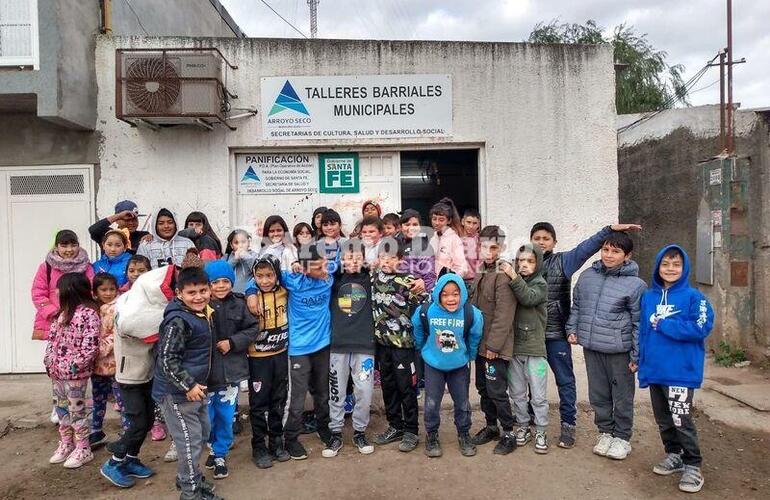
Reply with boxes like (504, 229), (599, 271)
(429, 198), (468, 278)
(31, 230), (95, 340)
(44, 272), (101, 469)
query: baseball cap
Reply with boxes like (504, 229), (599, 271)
(114, 200), (144, 217)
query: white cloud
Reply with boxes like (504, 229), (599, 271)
(220, 0), (768, 108)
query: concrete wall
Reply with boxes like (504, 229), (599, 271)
(618, 105), (770, 359)
(94, 36), (618, 255)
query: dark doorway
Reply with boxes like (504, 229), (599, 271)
(400, 149), (479, 219)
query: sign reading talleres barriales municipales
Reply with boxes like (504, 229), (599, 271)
(261, 74), (452, 140)
(236, 153), (318, 194)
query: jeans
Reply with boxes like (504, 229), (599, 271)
(545, 338), (577, 426)
(423, 363), (471, 434)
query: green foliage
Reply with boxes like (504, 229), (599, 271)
(528, 19), (688, 114)
(713, 340), (747, 367)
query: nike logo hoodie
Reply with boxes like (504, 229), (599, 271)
(638, 244), (715, 389)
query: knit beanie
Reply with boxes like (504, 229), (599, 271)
(205, 260), (236, 284)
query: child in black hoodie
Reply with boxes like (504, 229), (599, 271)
(323, 239), (377, 458)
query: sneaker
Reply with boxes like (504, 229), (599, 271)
(425, 431), (442, 458)
(100, 459), (136, 488)
(653, 452), (685, 475)
(252, 445), (273, 469)
(515, 426), (532, 446)
(301, 411), (318, 434)
(458, 432), (477, 457)
(49, 441), (75, 464)
(150, 421), (166, 441)
(373, 426), (403, 445)
(471, 425), (500, 446)
(493, 432), (517, 455)
(123, 456), (154, 478)
(606, 437), (632, 460)
(679, 465), (704, 493)
(89, 431), (109, 449)
(63, 447), (94, 469)
(322, 433), (344, 458)
(398, 432), (419, 453)
(50, 407), (59, 425)
(534, 431), (549, 454)
(205, 453), (216, 470)
(239, 380), (249, 393)
(164, 441), (178, 462)
(212, 457), (228, 479)
(344, 394), (356, 415)
(592, 433), (614, 457)
(286, 439), (308, 460)
(353, 431), (374, 455)
(558, 423), (576, 449)
(269, 436), (290, 462)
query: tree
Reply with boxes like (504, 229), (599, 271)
(528, 20), (688, 114)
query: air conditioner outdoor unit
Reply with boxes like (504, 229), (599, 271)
(116, 48), (240, 130)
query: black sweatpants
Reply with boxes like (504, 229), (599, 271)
(248, 350), (289, 450)
(649, 384), (702, 466)
(108, 381), (154, 458)
(284, 347), (331, 442)
(584, 349), (635, 441)
(377, 344), (419, 435)
(475, 355), (515, 431)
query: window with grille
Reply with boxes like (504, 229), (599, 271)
(0, 0), (38, 68)
(10, 174), (85, 196)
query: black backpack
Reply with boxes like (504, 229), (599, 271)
(418, 300), (475, 344)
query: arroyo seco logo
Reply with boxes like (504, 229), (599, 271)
(241, 165), (261, 184)
(269, 80), (310, 117)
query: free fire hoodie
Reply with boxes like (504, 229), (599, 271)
(412, 273), (483, 372)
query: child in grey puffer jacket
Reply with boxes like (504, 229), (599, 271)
(566, 231), (646, 461)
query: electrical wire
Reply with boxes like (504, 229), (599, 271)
(689, 78), (720, 94)
(258, 0), (308, 38)
(123, 0), (149, 36)
(618, 53), (720, 134)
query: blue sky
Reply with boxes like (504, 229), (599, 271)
(220, 0), (768, 110)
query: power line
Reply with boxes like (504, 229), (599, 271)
(258, 0), (308, 38)
(123, 0), (149, 36)
(689, 78), (720, 94)
(618, 53), (719, 134)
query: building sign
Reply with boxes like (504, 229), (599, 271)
(261, 74), (452, 140)
(236, 153), (318, 194)
(319, 153), (359, 193)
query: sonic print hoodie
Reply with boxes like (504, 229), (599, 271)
(638, 245), (715, 389)
(413, 274), (483, 372)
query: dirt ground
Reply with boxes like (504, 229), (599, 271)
(1, 400), (768, 500)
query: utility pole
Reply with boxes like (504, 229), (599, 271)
(726, 0), (734, 154)
(307, 0), (319, 38)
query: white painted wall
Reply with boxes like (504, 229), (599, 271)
(94, 36), (617, 250)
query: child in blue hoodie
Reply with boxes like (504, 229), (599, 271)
(638, 245), (714, 494)
(413, 274), (483, 459)
(93, 230), (132, 288)
(248, 243), (334, 460)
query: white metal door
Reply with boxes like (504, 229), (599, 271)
(318, 152), (402, 234)
(0, 166), (94, 373)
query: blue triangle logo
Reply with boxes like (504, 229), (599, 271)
(269, 80), (310, 116)
(241, 166), (260, 183)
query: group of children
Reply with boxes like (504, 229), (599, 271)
(33, 197), (715, 498)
